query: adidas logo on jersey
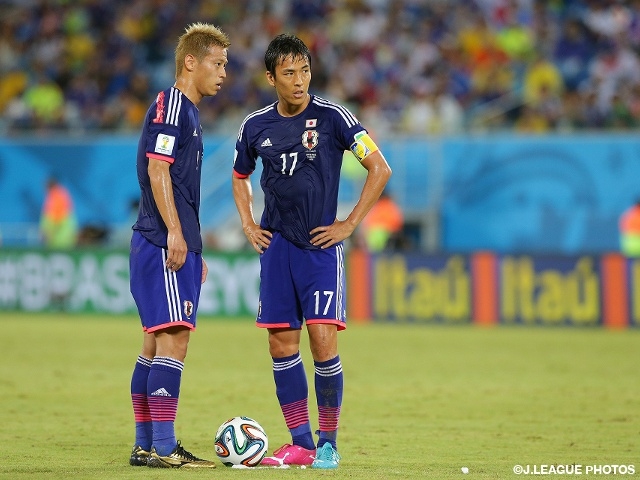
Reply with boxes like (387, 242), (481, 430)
(151, 388), (171, 397)
(261, 138), (272, 147)
(193, 128), (198, 136)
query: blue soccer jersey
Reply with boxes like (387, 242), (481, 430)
(233, 95), (368, 249)
(133, 87), (204, 252)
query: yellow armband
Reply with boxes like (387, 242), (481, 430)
(349, 131), (379, 162)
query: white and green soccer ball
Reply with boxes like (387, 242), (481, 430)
(214, 416), (268, 467)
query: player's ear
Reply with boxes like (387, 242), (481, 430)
(265, 71), (275, 87)
(184, 54), (197, 73)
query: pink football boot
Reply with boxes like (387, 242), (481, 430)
(260, 444), (315, 466)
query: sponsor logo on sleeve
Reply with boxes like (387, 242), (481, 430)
(154, 134), (175, 156)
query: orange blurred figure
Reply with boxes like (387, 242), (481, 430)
(361, 190), (404, 252)
(619, 199), (640, 257)
(40, 177), (78, 248)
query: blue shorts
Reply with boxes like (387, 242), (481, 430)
(130, 231), (202, 332)
(257, 232), (346, 330)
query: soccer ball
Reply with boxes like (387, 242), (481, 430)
(214, 416), (268, 467)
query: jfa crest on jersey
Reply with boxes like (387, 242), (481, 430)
(302, 129), (319, 150)
(234, 95), (367, 249)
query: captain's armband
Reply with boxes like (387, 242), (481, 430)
(349, 131), (379, 162)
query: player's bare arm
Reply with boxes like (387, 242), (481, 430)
(310, 150), (392, 248)
(148, 158), (187, 270)
(232, 174), (273, 253)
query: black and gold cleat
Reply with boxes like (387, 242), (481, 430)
(129, 445), (150, 466)
(147, 441), (216, 468)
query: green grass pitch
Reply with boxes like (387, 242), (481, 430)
(1, 313), (638, 479)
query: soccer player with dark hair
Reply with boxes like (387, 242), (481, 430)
(128, 23), (229, 469)
(232, 33), (392, 469)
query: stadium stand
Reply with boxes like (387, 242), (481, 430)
(1, 0), (639, 135)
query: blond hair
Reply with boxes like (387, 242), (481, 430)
(175, 23), (230, 78)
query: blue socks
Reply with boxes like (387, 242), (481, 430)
(273, 352), (315, 450)
(131, 356), (152, 450)
(315, 355), (343, 449)
(272, 353), (344, 450)
(147, 356), (183, 455)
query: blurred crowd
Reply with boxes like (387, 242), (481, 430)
(2, 0), (640, 136)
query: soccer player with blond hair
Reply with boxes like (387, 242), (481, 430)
(128, 23), (229, 469)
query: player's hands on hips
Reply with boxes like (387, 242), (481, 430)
(310, 219), (355, 248)
(243, 223), (272, 254)
(166, 229), (188, 271)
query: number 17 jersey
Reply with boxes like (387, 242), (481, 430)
(233, 95), (367, 250)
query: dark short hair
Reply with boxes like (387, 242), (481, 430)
(264, 33), (311, 76)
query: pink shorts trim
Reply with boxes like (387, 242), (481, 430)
(307, 318), (347, 331)
(257, 319), (346, 331)
(256, 321), (293, 329)
(144, 321), (195, 333)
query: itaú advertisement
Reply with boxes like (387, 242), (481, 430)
(350, 252), (637, 328)
(371, 254), (471, 323)
(500, 256), (600, 326)
(2, 248), (638, 327)
(0, 249), (259, 316)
